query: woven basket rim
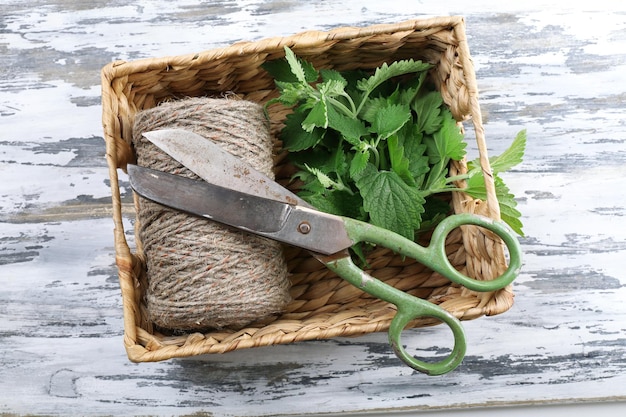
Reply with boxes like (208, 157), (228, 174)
(103, 16), (465, 77)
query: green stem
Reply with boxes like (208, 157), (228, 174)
(370, 145), (381, 169)
(339, 91), (358, 115)
(354, 89), (375, 117)
(424, 160), (445, 191)
(445, 173), (470, 183)
(418, 186), (466, 201)
(328, 97), (356, 118)
(336, 175), (356, 196)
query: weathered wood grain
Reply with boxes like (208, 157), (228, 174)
(1, 1), (625, 416)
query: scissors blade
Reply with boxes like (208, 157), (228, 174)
(142, 129), (309, 207)
(128, 164), (353, 255)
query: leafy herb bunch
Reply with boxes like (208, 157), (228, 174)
(264, 46), (525, 241)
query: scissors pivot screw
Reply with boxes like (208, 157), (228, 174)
(297, 221), (311, 234)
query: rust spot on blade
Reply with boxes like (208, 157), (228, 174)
(233, 165), (250, 179)
(285, 195), (298, 205)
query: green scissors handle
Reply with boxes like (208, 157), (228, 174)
(322, 213), (522, 375)
(343, 213), (522, 292)
(325, 255), (466, 375)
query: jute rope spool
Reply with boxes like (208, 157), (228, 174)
(132, 97), (292, 332)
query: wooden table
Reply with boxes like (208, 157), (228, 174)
(2, 1), (625, 415)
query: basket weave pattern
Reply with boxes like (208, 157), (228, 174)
(101, 16), (513, 362)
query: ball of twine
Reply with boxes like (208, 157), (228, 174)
(132, 97), (291, 332)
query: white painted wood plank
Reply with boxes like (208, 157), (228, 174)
(1, 1), (626, 416)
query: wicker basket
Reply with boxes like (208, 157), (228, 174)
(101, 16), (513, 362)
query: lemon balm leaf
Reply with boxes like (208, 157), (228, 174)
(355, 164), (425, 239)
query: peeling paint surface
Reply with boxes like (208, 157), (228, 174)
(1, 1), (626, 416)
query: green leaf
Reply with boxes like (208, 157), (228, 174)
(330, 144), (349, 178)
(262, 59), (298, 83)
(355, 164), (425, 239)
(349, 149), (370, 178)
(274, 80), (308, 106)
(291, 143), (346, 178)
(359, 96), (389, 124)
(304, 164), (337, 189)
(398, 71), (428, 106)
(283, 46), (318, 83)
(319, 80), (348, 100)
(464, 129), (526, 235)
(500, 203), (524, 237)
(468, 129), (527, 174)
(460, 171), (486, 198)
(356, 59), (432, 96)
(427, 111), (466, 164)
(396, 124), (429, 184)
(488, 129), (527, 174)
(369, 102), (412, 140)
(387, 134), (415, 186)
(464, 172), (524, 236)
(418, 196), (452, 232)
(319, 70), (348, 97)
(424, 173), (448, 195)
(301, 189), (364, 220)
(320, 68), (346, 82)
(327, 105), (368, 146)
(413, 91), (444, 135)
(296, 174), (326, 195)
(301, 98), (329, 132)
(281, 109), (325, 151)
(421, 111), (465, 193)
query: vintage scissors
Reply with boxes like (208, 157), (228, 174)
(128, 129), (522, 375)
